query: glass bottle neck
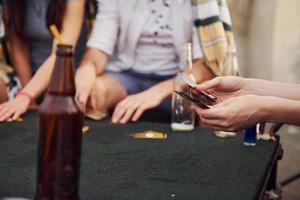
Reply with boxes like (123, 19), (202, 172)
(47, 45), (76, 96)
(180, 43), (193, 71)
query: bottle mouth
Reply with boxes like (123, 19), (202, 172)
(56, 44), (73, 56)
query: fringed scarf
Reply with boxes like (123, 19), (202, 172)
(192, 0), (238, 76)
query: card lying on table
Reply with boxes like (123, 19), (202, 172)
(131, 131), (168, 139)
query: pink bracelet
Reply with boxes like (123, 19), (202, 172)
(17, 91), (34, 102)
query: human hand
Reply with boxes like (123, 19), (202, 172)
(194, 95), (268, 131)
(75, 63), (97, 107)
(194, 76), (248, 102)
(112, 90), (163, 124)
(0, 95), (31, 121)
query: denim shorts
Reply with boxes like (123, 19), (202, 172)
(107, 70), (175, 111)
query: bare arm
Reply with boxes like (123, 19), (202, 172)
(22, 0), (85, 98)
(75, 0), (118, 105)
(8, 31), (32, 86)
(263, 97), (300, 125)
(0, 0), (85, 121)
(247, 78), (300, 101)
(77, 0), (118, 76)
(196, 76), (300, 102)
(3, 4), (32, 86)
(192, 59), (215, 83)
(146, 78), (174, 100)
(75, 48), (109, 106)
(79, 47), (109, 76)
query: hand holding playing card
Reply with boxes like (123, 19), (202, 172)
(193, 76), (248, 102)
(173, 77), (220, 109)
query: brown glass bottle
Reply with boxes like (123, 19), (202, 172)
(36, 44), (84, 200)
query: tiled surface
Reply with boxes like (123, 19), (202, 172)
(277, 126), (300, 200)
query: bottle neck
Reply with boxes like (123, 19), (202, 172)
(179, 43), (196, 82)
(180, 43), (193, 71)
(47, 45), (76, 96)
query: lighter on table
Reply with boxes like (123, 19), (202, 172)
(131, 131), (167, 139)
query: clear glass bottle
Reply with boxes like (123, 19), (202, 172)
(171, 43), (195, 131)
(222, 45), (239, 76)
(214, 44), (239, 138)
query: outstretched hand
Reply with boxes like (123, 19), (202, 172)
(0, 96), (31, 122)
(112, 90), (163, 124)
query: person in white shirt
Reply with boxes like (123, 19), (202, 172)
(75, 0), (214, 124)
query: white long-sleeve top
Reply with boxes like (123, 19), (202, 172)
(88, 0), (203, 76)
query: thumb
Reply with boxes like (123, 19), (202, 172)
(195, 77), (223, 91)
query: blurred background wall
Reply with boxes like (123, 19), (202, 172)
(227, 1), (300, 199)
(228, 0), (300, 83)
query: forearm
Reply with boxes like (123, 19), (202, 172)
(21, 3), (84, 97)
(10, 37), (32, 86)
(192, 59), (215, 83)
(146, 78), (174, 101)
(262, 96), (300, 125)
(21, 0), (85, 98)
(79, 48), (108, 76)
(247, 78), (300, 100)
(21, 54), (55, 98)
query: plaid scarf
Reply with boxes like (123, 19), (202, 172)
(192, 0), (237, 76)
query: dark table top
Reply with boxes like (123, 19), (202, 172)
(0, 111), (279, 200)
